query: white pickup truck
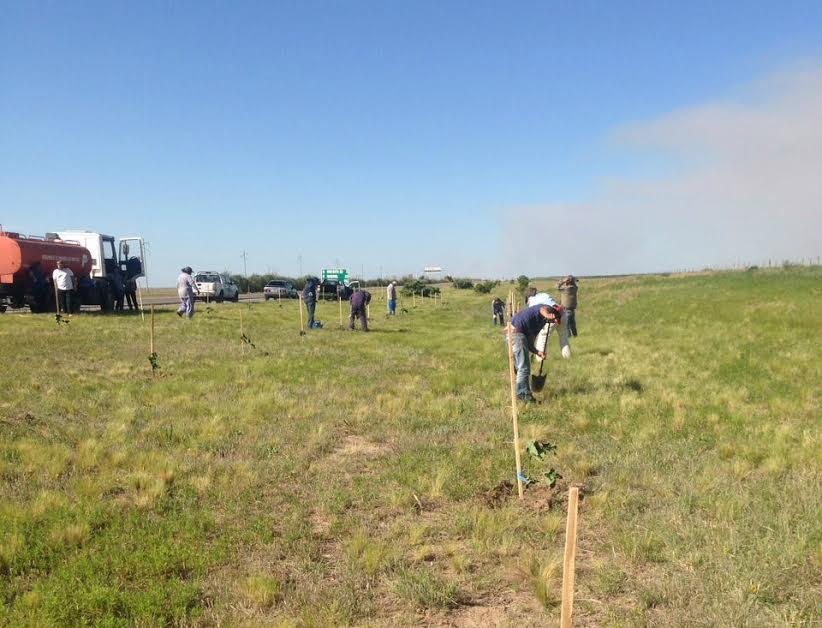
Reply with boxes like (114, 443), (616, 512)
(194, 271), (240, 302)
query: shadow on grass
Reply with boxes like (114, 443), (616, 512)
(362, 328), (410, 333)
(546, 377), (643, 397)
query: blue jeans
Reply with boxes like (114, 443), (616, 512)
(567, 308), (577, 336)
(388, 299), (396, 314)
(509, 332), (531, 398)
(306, 301), (316, 327)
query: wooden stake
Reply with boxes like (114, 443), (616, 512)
(413, 291), (416, 307)
(560, 486), (580, 628)
(506, 290), (524, 499)
(150, 305), (155, 354)
(137, 281), (145, 321)
(240, 308), (245, 355)
(298, 293), (305, 336)
(53, 279), (61, 314)
(338, 295), (343, 328)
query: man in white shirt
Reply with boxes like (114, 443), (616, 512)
(527, 286), (571, 360)
(52, 260), (75, 314)
(176, 266), (198, 319)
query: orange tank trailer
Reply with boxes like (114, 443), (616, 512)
(0, 231), (93, 310)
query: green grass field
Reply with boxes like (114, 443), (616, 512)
(1, 269), (820, 626)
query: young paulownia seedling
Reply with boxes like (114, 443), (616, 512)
(525, 440), (563, 488)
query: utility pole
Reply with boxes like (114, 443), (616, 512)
(241, 250), (249, 295)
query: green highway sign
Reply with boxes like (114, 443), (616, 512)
(322, 268), (349, 283)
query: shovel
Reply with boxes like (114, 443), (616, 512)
(531, 333), (548, 392)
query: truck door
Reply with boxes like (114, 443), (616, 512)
(119, 237), (145, 280)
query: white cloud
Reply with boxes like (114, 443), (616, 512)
(501, 64), (822, 276)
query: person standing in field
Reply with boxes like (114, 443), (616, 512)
(124, 277), (138, 311)
(350, 289), (372, 331)
(527, 286), (571, 359)
(387, 281), (397, 315)
(508, 303), (563, 402)
(303, 277), (318, 328)
(52, 260), (75, 315)
(492, 297), (506, 325)
(176, 266), (198, 319)
(557, 275), (579, 336)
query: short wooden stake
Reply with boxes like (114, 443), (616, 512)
(506, 290), (524, 499)
(298, 294), (305, 336)
(560, 486), (580, 628)
(339, 295), (343, 328)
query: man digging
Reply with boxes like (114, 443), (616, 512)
(507, 303), (563, 402)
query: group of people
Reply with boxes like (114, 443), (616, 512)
(498, 275), (580, 402)
(301, 277), (375, 331)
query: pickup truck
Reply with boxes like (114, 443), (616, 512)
(194, 272), (240, 302)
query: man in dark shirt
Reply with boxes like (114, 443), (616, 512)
(303, 278), (318, 328)
(350, 289), (372, 331)
(508, 303), (562, 401)
(492, 297), (506, 326)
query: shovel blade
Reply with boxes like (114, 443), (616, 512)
(531, 374), (547, 392)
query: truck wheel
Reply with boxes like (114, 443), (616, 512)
(216, 291), (224, 303)
(232, 291), (239, 302)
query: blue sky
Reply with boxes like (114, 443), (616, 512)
(2, 1), (821, 284)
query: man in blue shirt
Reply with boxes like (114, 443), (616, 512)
(508, 303), (563, 402)
(350, 289), (371, 331)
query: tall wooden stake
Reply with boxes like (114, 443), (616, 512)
(560, 486), (580, 628)
(53, 280), (61, 315)
(239, 308), (245, 355)
(137, 282), (145, 321)
(150, 305), (155, 354)
(339, 295), (343, 328)
(506, 290), (524, 499)
(298, 294), (305, 336)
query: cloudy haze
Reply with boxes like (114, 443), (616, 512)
(501, 64), (822, 277)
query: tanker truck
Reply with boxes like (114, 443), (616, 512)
(0, 228), (145, 312)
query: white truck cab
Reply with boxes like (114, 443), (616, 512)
(51, 231), (145, 281)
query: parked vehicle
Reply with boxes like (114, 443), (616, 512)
(319, 280), (360, 301)
(264, 279), (297, 300)
(0, 228), (145, 312)
(194, 272), (239, 302)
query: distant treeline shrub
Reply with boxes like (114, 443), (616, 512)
(452, 278), (474, 289)
(473, 280), (499, 294)
(401, 279), (440, 297)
